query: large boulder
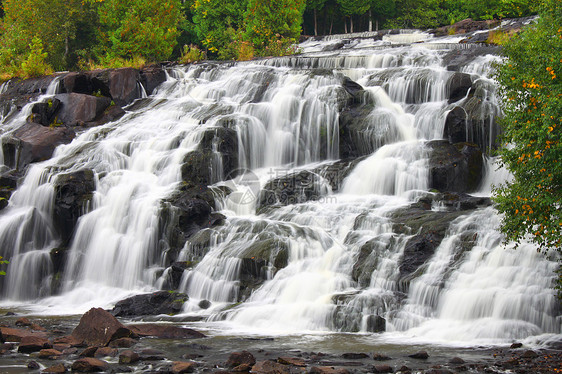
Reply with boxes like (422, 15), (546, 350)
(17, 335), (52, 353)
(427, 140), (483, 193)
(53, 93), (112, 126)
(2, 122), (75, 170)
(70, 357), (109, 372)
(140, 65), (167, 96)
(442, 46), (501, 72)
(71, 308), (135, 347)
(258, 170), (330, 209)
(0, 75), (60, 114)
(53, 169), (96, 245)
(111, 291), (188, 317)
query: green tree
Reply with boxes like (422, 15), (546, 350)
(306, 0), (327, 35)
(336, 0), (370, 33)
(96, 0), (183, 62)
(245, 0), (306, 56)
(494, 0), (561, 271)
(0, 0), (96, 72)
(192, 0), (248, 56)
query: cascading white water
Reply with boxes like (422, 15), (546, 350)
(0, 31), (559, 346)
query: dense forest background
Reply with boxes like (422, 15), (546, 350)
(0, 0), (537, 79)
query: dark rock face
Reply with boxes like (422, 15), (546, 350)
(17, 335), (52, 353)
(427, 140), (483, 193)
(447, 73), (472, 104)
(444, 106), (467, 144)
(53, 169), (96, 244)
(442, 46), (501, 72)
(2, 122), (75, 170)
(140, 65), (168, 95)
(227, 351), (256, 368)
(111, 291), (188, 317)
(109, 68), (142, 107)
(30, 98), (62, 126)
(71, 308), (135, 347)
(0, 75), (60, 114)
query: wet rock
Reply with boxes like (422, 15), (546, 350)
(84, 104), (126, 128)
(309, 367), (350, 374)
(342, 353), (369, 359)
(62, 72), (95, 95)
(108, 337), (136, 348)
(95, 347), (118, 358)
(252, 360), (290, 374)
(447, 73), (472, 104)
(27, 360), (40, 369)
(258, 170), (330, 209)
(111, 290), (188, 317)
(0, 75), (60, 113)
(510, 343), (523, 349)
(442, 46), (501, 72)
(30, 98), (61, 126)
(198, 300), (211, 309)
(15, 317), (31, 326)
(341, 77), (364, 102)
(227, 351), (256, 368)
(119, 350), (140, 364)
(43, 363), (67, 373)
(397, 365), (411, 373)
(53, 335), (83, 347)
(71, 357), (109, 372)
(2, 122), (75, 170)
(127, 324), (205, 339)
(53, 169), (96, 245)
(450, 357), (465, 364)
(444, 107), (467, 144)
(53, 93), (111, 126)
(172, 361), (197, 374)
(139, 348), (166, 361)
(408, 351), (429, 359)
(365, 315), (386, 333)
(372, 354), (391, 361)
(521, 350), (538, 359)
(38, 348), (63, 359)
(79, 346), (98, 357)
(322, 41), (345, 52)
(140, 65), (167, 96)
(278, 357), (306, 367)
(18, 335), (52, 353)
(71, 307), (135, 347)
(427, 140), (483, 193)
(425, 369), (453, 374)
(372, 364), (393, 373)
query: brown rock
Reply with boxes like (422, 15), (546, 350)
(109, 68), (142, 107)
(227, 351), (256, 368)
(119, 349), (140, 364)
(95, 347), (118, 358)
(232, 363), (253, 372)
(38, 348), (63, 359)
(71, 357), (109, 372)
(53, 335), (83, 347)
(342, 353), (368, 359)
(42, 363), (67, 373)
(62, 347), (78, 355)
(373, 353), (391, 361)
(27, 360), (40, 369)
(15, 317), (31, 326)
(53, 343), (71, 351)
(172, 361), (197, 374)
(79, 346), (98, 357)
(373, 364), (393, 373)
(30, 323), (46, 331)
(108, 337), (136, 348)
(510, 342), (523, 349)
(71, 307), (134, 347)
(408, 351), (429, 359)
(308, 367), (349, 374)
(521, 350), (538, 359)
(0, 326), (48, 342)
(139, 348), (165, 361)
(449, 357), (465, 364)
(252, 360), (290, 374)
(278, 357), (306, 367)
(128, 323), (204, 339)
(17, 335), (52, 353)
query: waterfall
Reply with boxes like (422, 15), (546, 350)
(0, 31), (559, 345)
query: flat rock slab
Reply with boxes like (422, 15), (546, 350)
(127, 323), (205, 339)
(0, 327), (48, 342)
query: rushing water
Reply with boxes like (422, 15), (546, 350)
(0, 31), (559, 348)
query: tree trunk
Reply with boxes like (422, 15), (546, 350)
(376, 19), (379, 31)
(350, 16), (354, 34)
(314, 9), (318, 36)
(368, 9), (373, 32)
(344, 17), (347, 33)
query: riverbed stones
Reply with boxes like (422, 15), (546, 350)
(408, 351), (429, 359)
(71, 307), (135, 347)
(252, 360), (290, 374)
(108, 337), (136, 348)
(172, 361), (198, 374)
(127, 323), (205, 339)
(309, 366), (350, 374)
(95, 346), (118, 358)
(372, 364), (393, 373)
(278, 357), (306, 367)
(38, 348), (63, 359)
(119, 349), (140, 364)
(42, 363), (67, 373)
